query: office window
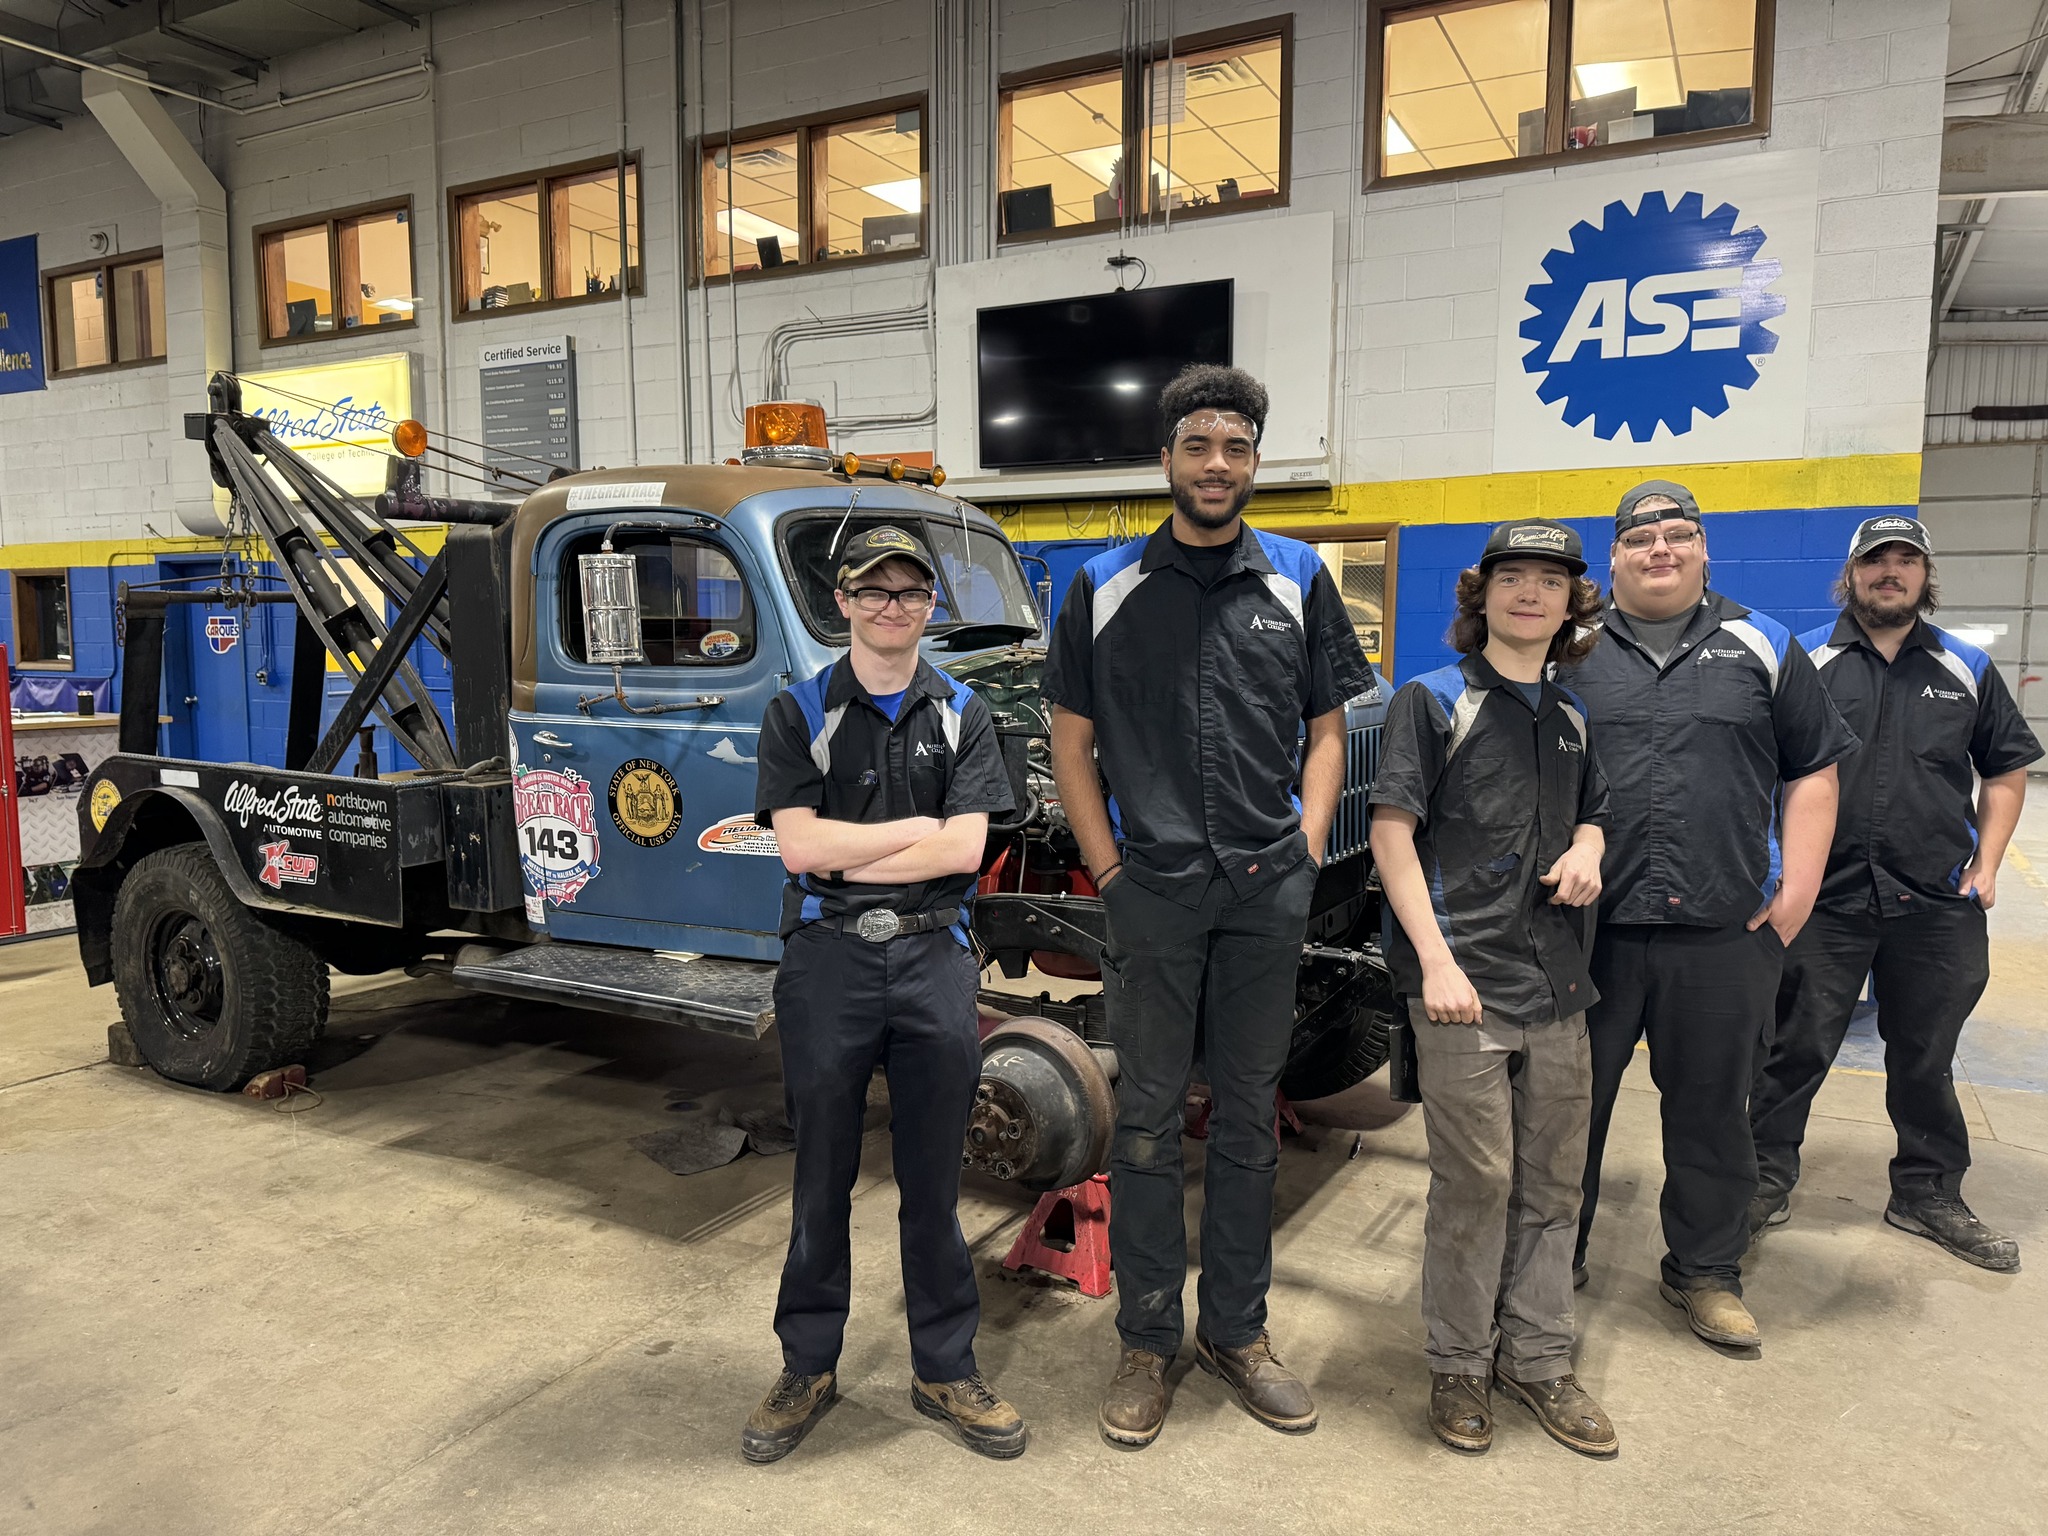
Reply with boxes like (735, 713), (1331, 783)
(1142, 32), (1286, 216)
(1371, 0), (1765, 184)
(45, 252), (165, 376)
(452, 157), (643, 317)
(256, 202), (417, 344)
(998, 64), (1127, 235)
(1314, 539), (1390, 672)
(702, 131), (804, 277)
(812, 108), (925, 262)
(12, 572), (73, 668)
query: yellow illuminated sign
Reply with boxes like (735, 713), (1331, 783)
(240, 353), (413, 497)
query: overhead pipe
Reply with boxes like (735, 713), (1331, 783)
(0, 31), (430, 118)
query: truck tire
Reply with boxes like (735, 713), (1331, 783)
(1279, 979), (1396, 1102)
(111, 842), (329, 1091)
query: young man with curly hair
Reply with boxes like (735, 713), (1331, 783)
(1043, 364), (1375, 1448)
(1369, 519), (1616, 1458)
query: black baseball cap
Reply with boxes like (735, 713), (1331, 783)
(837, 525), (937, 586)
(1479, 518), (1587, 577)
(1847, 513), (1933, 560)
(1614, 479), (1703, 538)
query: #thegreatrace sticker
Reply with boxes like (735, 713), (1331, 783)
(697, 814), (780, 856)
(514, 765), (601, 906)
(699, 629), (742, 660)
(89, 779), (122, 832)
(609, 758), (682, 847)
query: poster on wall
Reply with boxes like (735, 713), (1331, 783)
(0, 234), (47, 394)
(239, 353), (413, 495)
(1492, 148), (1818, 473)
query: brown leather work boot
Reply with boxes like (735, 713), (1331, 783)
(740, 1369), (837, 1464)
(1659, 1283), (1761, 1349)
(910, 1373), (1027, 1459)
(1495, 1371), (1619, 1458)
(1099, 1348), (1170, 1448)
(1429, 1372), (1492, 1452)
(1195, 1332), (1317, 1433)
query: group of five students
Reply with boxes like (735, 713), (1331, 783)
(743, 365), (2036, 1465)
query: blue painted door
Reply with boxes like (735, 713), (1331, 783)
(511, 513), (793, 961)
(157, 558), (254, 764)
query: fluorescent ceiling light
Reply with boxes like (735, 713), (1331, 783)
(1944, 624), (2007, 649)
(1063, 144), (1123, 187)
(861, 178), (923, 212)
(1384, 115), (1416, 155)
(373, 298), (415, 314)
(715, 209), (799, 245)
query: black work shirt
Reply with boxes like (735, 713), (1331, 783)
(1559, 591), (1858, 930)
(1042, 519), (1377, 905)
(1804, 613), (2042, 917)
(1369, 652), (1610, 1023)
(754, 655), (1014, 938)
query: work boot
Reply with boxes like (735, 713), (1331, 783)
(1428, 1372), (1492, 1453)
(740, 1369), (837, 1464)
(1195, 1331), (1317, 1434)
(1099, 1348), (1170, 1448)
(910, 1372), (1027, 1459)
(1748, 1188), (1791, 1240)
(1884, 1194), (2021, 1273)
(1572, 1263), (1589, 1291)
(1495, 1371), (1619, 1458)
(1659, 1283), (1761, 1349)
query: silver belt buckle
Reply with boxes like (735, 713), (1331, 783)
(856, 908), (902, 943)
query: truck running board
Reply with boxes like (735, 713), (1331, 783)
(450, 943), (776, 1039)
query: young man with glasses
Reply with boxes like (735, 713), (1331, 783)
(746, 526), (1023, 1463)
(1043, 365), (1375, 1447)
(1370, 520), (1616, 1458)
(1750, 515), (2039, 1269)
(1562, 482), (1856, 1353)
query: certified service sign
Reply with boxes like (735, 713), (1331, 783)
(1494, 150), (1817, 471)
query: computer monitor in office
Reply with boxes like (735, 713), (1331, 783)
(860, 213), (922, 254)
(999, 185), (1055, 236)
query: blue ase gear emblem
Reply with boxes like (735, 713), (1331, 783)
(1517, 190), (1787, 443)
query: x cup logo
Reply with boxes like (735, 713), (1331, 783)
(257, 840), (320, 889)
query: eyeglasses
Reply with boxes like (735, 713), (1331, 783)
(1617, 524), (1702, 553)
(844, 585), (934, 613)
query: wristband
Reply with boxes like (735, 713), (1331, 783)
(1095, 861), (1124, 886)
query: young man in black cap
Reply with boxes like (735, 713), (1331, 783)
(1043, 364), (1375, 1447)
(1563, 481), (1857, 1353)
(1371, 519), (1616, 1458)
(747, 525), (1023, 1463)
(1750, 514), (2040, 1269)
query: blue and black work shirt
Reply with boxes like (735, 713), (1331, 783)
(1804, 612), (2042, 916)
(1041, 518), (1377, 905)
(1369, 652), (1610, 1023)
(754, 655), (1014, 939)
(1560, 590), (1858, 929)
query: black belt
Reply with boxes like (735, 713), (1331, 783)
(813, 907), (961, 943)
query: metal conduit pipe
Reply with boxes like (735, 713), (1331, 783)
(0, 32), (430, 117)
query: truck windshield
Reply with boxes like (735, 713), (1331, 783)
(780, 512), (1043, 643)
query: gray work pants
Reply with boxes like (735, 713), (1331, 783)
(1412, 1000), (1591, 1381)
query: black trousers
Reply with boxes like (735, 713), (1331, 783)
(1100, 860), (1316, 1357)
(1577, 922), (1783, 1293)
(771, 924), (983, 1383)
(1751, 901), (1989, 1204)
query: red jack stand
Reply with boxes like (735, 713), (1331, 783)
(1184, 1091), (1303, 1145)
(1002, 1174), (1113, 1298)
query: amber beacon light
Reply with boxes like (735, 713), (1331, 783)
(391, 419), (430, 458)
(744, 401), (829, 449)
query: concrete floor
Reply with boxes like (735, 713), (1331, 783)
(6, 813), (2048, 1535)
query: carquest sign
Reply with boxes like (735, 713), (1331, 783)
(1493, 149), (1817, 472)
(0, 235), (47, 394)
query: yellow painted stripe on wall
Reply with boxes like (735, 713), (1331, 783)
(986, 452), (1924, 542)
(0, 527), (449, 571)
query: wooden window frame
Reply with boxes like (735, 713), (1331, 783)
(694, 93), (929, 288)
(42, 249), (165, 379)
(9, 568), (75, 670)
(448, 154), (646, 323)
(1261, 521), (1399, 673)
(997, 17), (1294, 249)
(1364, 0), (1775, 191)
(253, 198), (418, 349)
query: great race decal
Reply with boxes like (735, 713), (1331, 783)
(609, 758), (682, 847)
(514, 765), (601, 906)
(206, 614), (240, 655)
(697, 814), (780, 856)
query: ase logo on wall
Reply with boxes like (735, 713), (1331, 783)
(1493, 150), (1817, 473)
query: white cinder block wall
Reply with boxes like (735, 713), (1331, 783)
(0, 0), (1950, 548)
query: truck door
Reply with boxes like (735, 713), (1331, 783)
(512, 515), (790, 961)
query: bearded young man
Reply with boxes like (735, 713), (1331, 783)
(1370, 520), (1616, 1459)
(1749, 515), (2040, 1270)
(1042, 364), (1375, 1448)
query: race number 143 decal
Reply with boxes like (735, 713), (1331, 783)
(514, 765), (601, 907)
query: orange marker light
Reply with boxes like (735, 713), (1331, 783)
(392, 419), (429, 457)
(840, 451), (862, 476)
(885, 458), (905, 481)
(745, 400), (829, 449)
(931, 465), (947, 487)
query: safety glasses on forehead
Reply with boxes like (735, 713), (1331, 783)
(1170, 410), (1260, 448)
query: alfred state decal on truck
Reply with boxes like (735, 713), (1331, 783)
(514, 765), (602, 908)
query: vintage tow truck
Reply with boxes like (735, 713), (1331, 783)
(72, 380), (1396, 1191)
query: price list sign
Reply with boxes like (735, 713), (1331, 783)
(480, 337), (578, 475)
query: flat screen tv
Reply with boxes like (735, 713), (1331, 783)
(976, 279), (1233, 469)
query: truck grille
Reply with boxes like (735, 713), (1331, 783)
(1328, 720), (1384, 864)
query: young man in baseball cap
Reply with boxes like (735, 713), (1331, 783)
(749, 524), (1025, 1461)
(1370, 519), (1617, 1457)
(1750, 515), (2040, 1269)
